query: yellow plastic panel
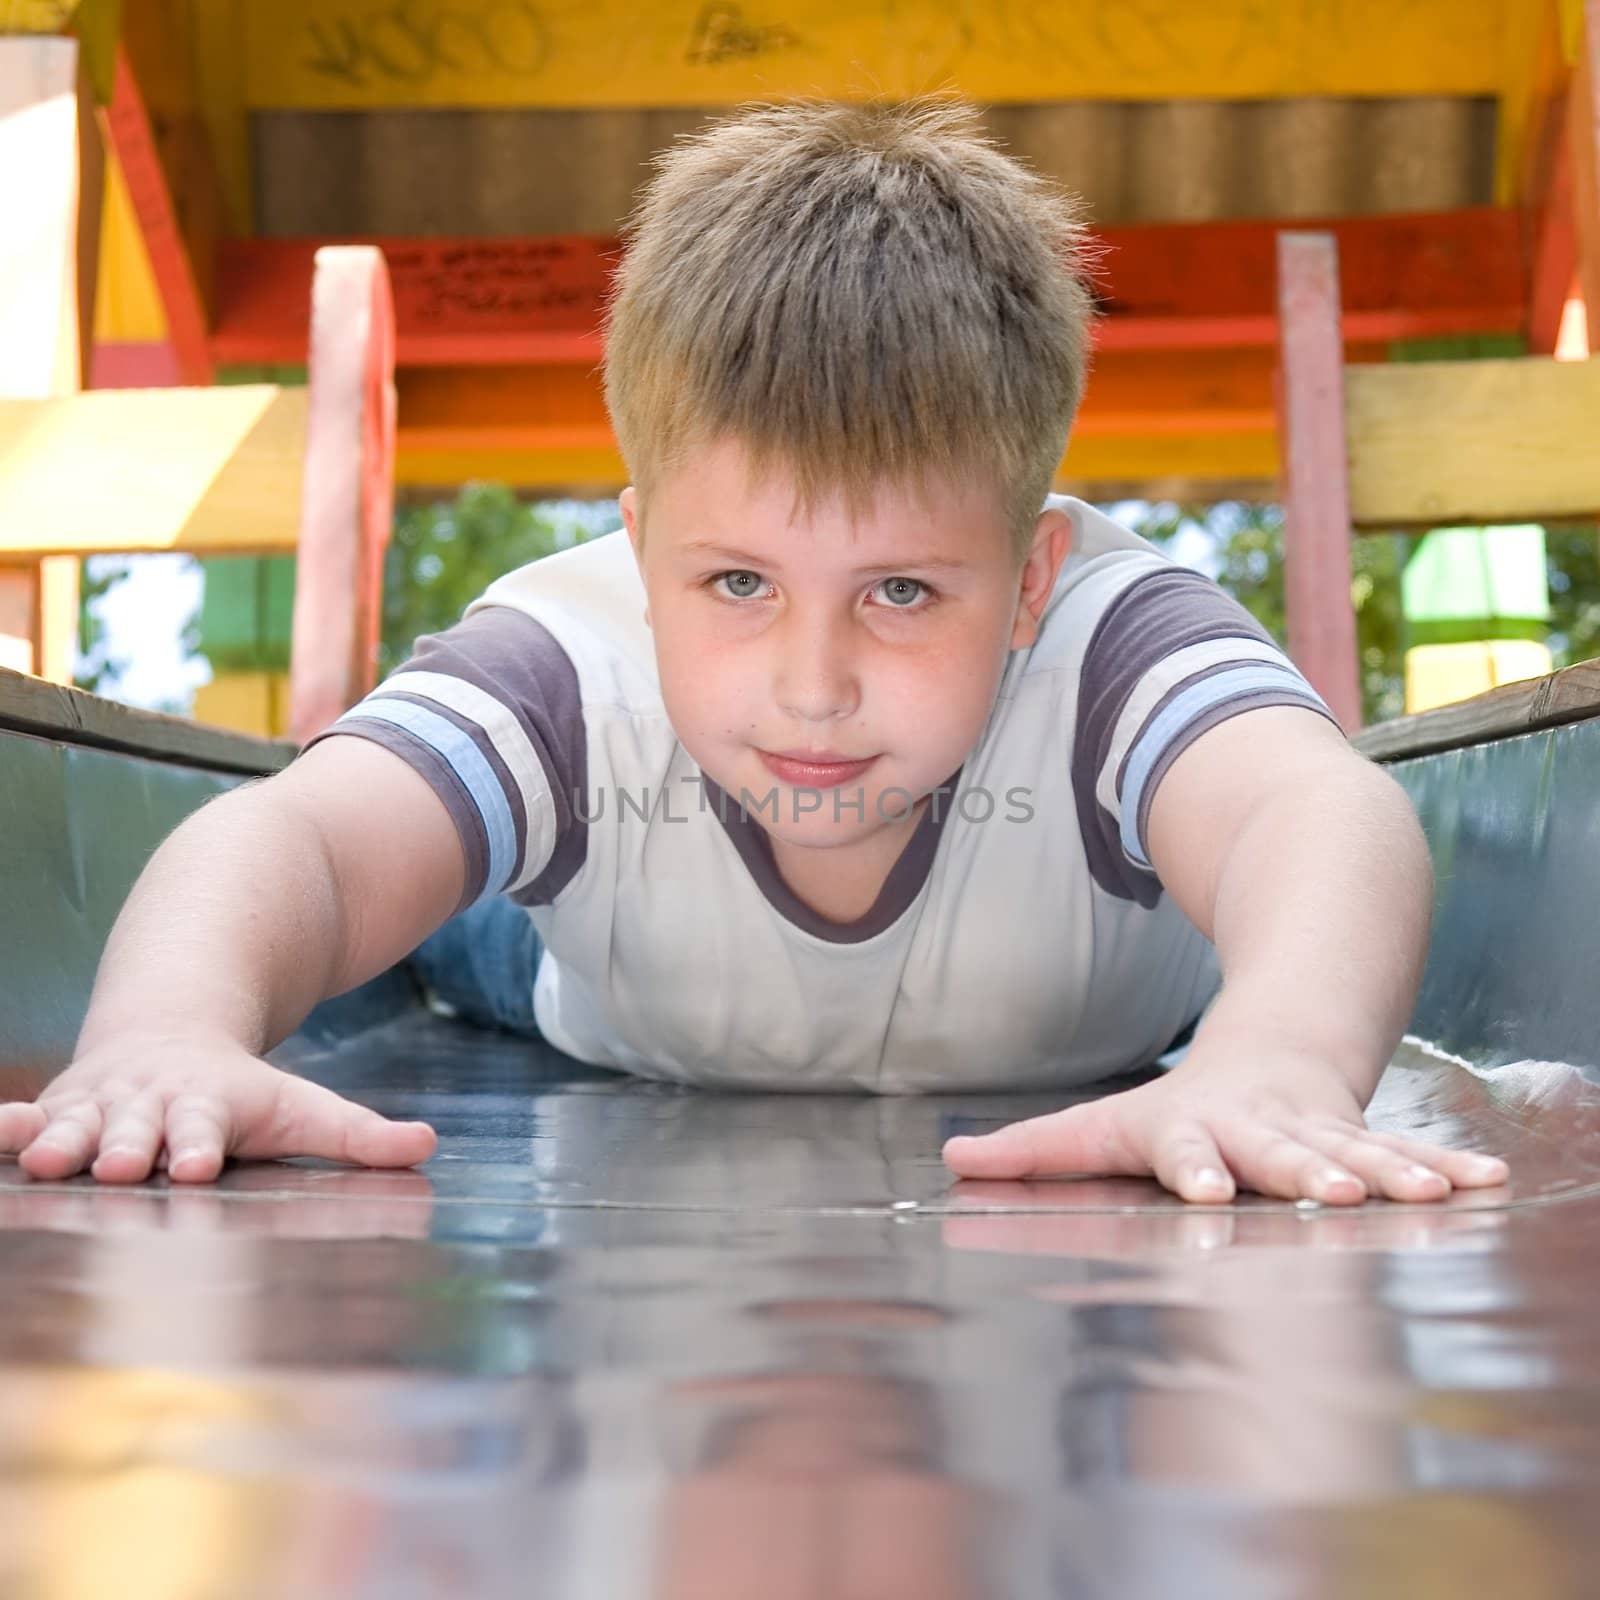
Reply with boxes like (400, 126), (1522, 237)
(1404, 639), (1555, 714)
(193, 670), (290, 737)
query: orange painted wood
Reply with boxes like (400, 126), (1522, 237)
(287, 247), (397, 743)
(210, 211), (1526, 368)
(1572, 0), (1600, 325)
(1275, 232), (1362, 735)
(389, 344), (1390, 457)
(103, 47), (213, 384)
(1529, 85), (1578, 354)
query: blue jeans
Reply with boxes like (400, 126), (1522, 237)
(409, 895), (546, 1040)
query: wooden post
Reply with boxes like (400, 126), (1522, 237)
(0, 37), (101, 684)
(287, 247), (397, 743)
(1572, 0), (1600, 330)
(1275, 232), (1363, 733)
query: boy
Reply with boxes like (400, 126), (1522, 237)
(1, 97), (1507, 1205)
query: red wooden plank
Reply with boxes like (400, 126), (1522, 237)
(104, 48), (213, 385)
(213, 236), (618, 366)
(1275, 232), (1362, 735)
(210, 210), (1526, 368)
(287, 247), (397, 743)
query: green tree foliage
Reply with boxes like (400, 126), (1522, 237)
(1130, 502), (1600, 726)
(378, 486), (616, 678)
(73, 556), (131, 696)
(71, 486), (1600, 731)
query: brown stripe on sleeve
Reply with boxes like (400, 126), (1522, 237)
(302, 604), (590, 912)
(1073, 566), (1286, 907)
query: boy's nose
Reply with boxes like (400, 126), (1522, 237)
(773, 612), (861, 723)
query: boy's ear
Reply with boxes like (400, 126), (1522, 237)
(1009, 508), (1073, 650)
(619, 488), (651, 628)
(620, 486), (640, 556)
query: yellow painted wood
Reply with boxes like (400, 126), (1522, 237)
(0, 0), (83, 29)
(93, 133), (168, 341)
(1494, 0), (1563, 205)
(0, 386), (309, 554)
(1345, 357), (1600, 526)
(247, 0), (1511, 112)
(193, 669), (290, 737)
(179, 0), (251, 231)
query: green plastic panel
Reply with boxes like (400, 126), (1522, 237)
(0, 730), (245, 1082)
(197, 555), (298, 672)
(1401, 524), (1550, 643)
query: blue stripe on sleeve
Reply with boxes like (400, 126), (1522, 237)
(340, 701), (517, 901)
(1119, 664), (1330, 868)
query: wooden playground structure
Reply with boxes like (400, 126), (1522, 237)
(3, 0), (1598, 743)
(10, 9), (1600, 1593)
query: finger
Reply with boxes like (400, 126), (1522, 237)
(1294, 1123), (1452, 1203)
(1147, 1121), (1237, 1205)
(164, 1093), (232, 1184)
(1214, 1124), (1367, 1205)
(90, 1090), (168, 1186)
(942, 1096), (1141, 1181)
(252, 1079), (438, 1171)
(1356, 1129), (1509, 1189)
(17, 1098), (105, 1180)
(0, 1102), (47, 1156)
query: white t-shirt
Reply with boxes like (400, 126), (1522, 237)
(308, 496), (1335, 1092)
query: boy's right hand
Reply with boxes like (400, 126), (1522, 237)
(0, 1030), (437, 1185)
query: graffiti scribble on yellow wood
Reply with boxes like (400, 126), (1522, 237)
(245, 0), (1511, 111)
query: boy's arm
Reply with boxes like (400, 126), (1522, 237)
(944, 705), (1510, 1204)
(4, 736), (466, 1184)
(78, 736), (466, 1052)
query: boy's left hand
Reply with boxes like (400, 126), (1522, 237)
(941, 1040), (1509, 1206)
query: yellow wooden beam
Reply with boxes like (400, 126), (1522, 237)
(0, 386), (308, 554)
(93, 129), (168, 341)
(1, 0), (84, 30)
(1345, 355), (1600, 526)
(1495, 0), (1567, 205)
(248, 0), (1512, 112)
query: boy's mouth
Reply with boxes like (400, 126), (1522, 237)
(757, 750), (879, 787)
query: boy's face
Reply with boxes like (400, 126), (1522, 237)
(621, 436), (1071, 865)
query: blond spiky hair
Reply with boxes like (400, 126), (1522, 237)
(602, 94), (1099, 561)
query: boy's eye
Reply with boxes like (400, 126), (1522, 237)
(872, 576), (930, 609)
(713, 570), (769, 600)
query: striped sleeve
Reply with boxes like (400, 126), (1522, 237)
(1072, 567), (1341, 907)
(299, 605), (588, 915)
